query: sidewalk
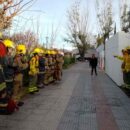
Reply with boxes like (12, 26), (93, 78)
(0, 62), (130, 130)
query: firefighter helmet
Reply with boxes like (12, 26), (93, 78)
(16, 44), (26, 54)
(33, 48), (43, 54)
(3, 39), (14, 48)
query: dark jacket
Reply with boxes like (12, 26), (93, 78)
(90, 57), (98, 67)
(2, 56), (15, 80)
(39, 56), (45, 72)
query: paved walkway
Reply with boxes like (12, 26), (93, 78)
(0, 62), (130, 130)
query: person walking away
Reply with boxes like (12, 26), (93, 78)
(90, 54), (98, 76)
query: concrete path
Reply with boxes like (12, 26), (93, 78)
(0, 62), (130, 130)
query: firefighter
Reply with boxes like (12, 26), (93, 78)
(55, 51), (64, 81)
(28, 48), (40, 94)
(49, 50), (55, 83)
(21, 49), (30, 88)
(37, 49), (45, 88)
(114, 47), (130, 88)
(0, 40), (8, 114)
(3, 39), (15, 97)
(13, 44), (28, 105)
(46, 50), (52, 83)
(51, 50), (57, 81)
(44, 51), (50, 85)
(124, 47), (130, 88)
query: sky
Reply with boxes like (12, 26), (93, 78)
(10, 0), (128, 50)
(11, 0), (75, 50)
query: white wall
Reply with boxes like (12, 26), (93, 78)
(105, 31), (130, 86)
(97, 44), (104, 70)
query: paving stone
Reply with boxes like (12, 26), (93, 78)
(116, 120), (130, 130)
(1, 62), (130, 130)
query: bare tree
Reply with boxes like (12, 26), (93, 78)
(0, 0), (36, 31)
(95, 0), (114, 69)
(96, 34), (104, 47)
(96, 0), (113, 40)
(120, 0), (130, 32)
(10, 30), (40, 54)
(64, 1), (91, 60)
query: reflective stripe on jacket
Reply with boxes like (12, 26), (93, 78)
(29, 56), (39, 75)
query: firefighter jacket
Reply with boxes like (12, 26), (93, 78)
(2, 55), (15, 81)
(115, 55), (127, 71)
(56, 57), (64, 70)
(13, 55), (28, 74)
(125, 55), (130, 72)
(29, 55), (39, 76)
(0, 64), (6, 92)
(39, 56), (45, 73)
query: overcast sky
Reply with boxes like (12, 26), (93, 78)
(10, 0), (128, 50)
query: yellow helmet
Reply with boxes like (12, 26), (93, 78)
(51, 50), (56, 55)
(126, 46), (130, 50)
(3, 39), (14, 48)
(16, 44), (26, 54)
(33, 48), (43, 54)
(45, 50), (51, 54)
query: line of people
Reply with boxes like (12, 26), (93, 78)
(0, 39), (64, 115)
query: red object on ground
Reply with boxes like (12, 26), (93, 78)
(7, 99), (19, 114)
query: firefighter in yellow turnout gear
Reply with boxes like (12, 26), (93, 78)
(125, 47), (130, 87)
(13, 44), (28, 105)
(44, 51), (50, 85)
(37, 49), (45, 88)
(114, 46), (130, 88)
(3, 39), (15, 97)
(28, 48), (40, 94)
(55, 51), (64, 81)
(114, 49), (128, 85)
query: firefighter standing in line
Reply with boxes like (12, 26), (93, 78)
(51, 50), (57, 81)
(48, 50), (53, 83)
(3, 39), (15, 97)
(21, 50), (30, 88)
(55, 51), (64, 81)
(37, 49), (45, 88)
(28, 48), (40, 94)
(13, 44), (28, 105)
(0, 40), (8, 114)
(44, 52), (49, 85)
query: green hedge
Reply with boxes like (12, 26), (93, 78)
(63, 56), (76, 69)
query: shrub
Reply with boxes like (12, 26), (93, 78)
(63, 56), (75, 69)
